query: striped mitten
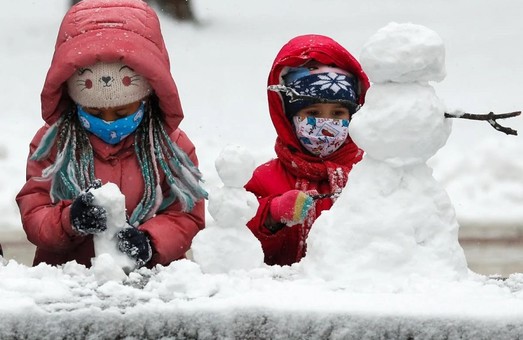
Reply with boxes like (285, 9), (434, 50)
(269, 190), (314, 225)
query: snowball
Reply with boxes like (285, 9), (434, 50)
(360, 22), (446, 83)
(350, 83), (451, 166)
(208, 186), (258, 227)
(215, 145), (257, 188)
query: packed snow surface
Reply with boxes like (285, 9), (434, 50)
(1, 1), (522, 337)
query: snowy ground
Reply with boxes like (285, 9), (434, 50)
(2, 258), (523, 339)
(1, 1), (523, 337)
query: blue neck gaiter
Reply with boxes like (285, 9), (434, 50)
(77, 102), (145, 145)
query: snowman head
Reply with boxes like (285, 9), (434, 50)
(360, 22), (446, 84)
(215, 145), (256, 188)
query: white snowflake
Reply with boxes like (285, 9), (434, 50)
(311, 72), (351, 94)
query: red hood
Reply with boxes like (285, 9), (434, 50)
(41, 0), (183, 133)
(268, 34), (370, 152)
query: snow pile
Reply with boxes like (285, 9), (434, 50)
(301, 23), (468, 289)
(1, 258), (523, 338)
(192, 145), (264, 273)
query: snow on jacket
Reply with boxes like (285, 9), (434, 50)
(16, 0), (204, 267)
(245, 35), (370, 266)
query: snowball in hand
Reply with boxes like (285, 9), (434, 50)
(90, 182), (137, 276)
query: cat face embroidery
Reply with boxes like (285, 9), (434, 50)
(67, 61), (152, 108)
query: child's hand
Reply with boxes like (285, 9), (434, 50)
(70, 184), (107, 235)
(117, 228), (152, 267)
(269, 190), (314, 226)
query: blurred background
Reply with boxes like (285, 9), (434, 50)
(1, 0), (522, 276)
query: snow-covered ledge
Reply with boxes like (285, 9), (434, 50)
(2, 259), (523, 339)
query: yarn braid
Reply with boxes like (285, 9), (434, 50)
(31, 100), (207, 226)
(31, 109), (95, 202)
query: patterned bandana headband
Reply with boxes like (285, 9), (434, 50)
(270, 63), (360, 119)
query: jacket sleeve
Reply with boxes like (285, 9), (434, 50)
(16, 127), (86, 252)
(244, 167), (292, 262)
(139, 128), (205, 266)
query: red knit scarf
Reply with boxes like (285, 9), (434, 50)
(275, 137), (363, 193)
(275, 137), (363, 262)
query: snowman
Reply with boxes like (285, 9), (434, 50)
(89, 182), (137, 280)
(300, 23), (469, 288)
(192, 145), (264, 273)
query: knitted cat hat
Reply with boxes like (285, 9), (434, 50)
(67, 61), (152, 108)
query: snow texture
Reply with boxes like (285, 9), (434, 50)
(2, 259), (523, 339)
(91, 182), (137, 279)
(192, 145), (264, 273)
(359, 22), (446, 83)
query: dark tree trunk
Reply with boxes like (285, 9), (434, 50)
(70, 0), (196, 23)
(155, 0), (196, 22)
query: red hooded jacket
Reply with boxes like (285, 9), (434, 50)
(245, 35), (370, 266)
(16, 0), (204, 267)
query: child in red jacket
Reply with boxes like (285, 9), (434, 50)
(245, 35), (370, 266)
(16, 0), (207, 268)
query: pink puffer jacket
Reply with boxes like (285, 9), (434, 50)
(16, 0), (204, 267)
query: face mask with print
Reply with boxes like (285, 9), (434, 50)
(77, 101), (145, 145)
(293, 116), (350, 157)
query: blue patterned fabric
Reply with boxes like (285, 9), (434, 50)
(282, 69), (359, 119)
(77, 101), (145, 144)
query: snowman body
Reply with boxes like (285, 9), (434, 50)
(302, 23), (468, 287)
(192, 145), (263, 273)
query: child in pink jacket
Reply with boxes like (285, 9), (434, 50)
(16, 0), (207, 268)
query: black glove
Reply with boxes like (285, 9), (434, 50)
(70, 180), (107, 235)
(117, 228), (153, 267)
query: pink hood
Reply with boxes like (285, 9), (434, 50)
(41, 0), (183, 132)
